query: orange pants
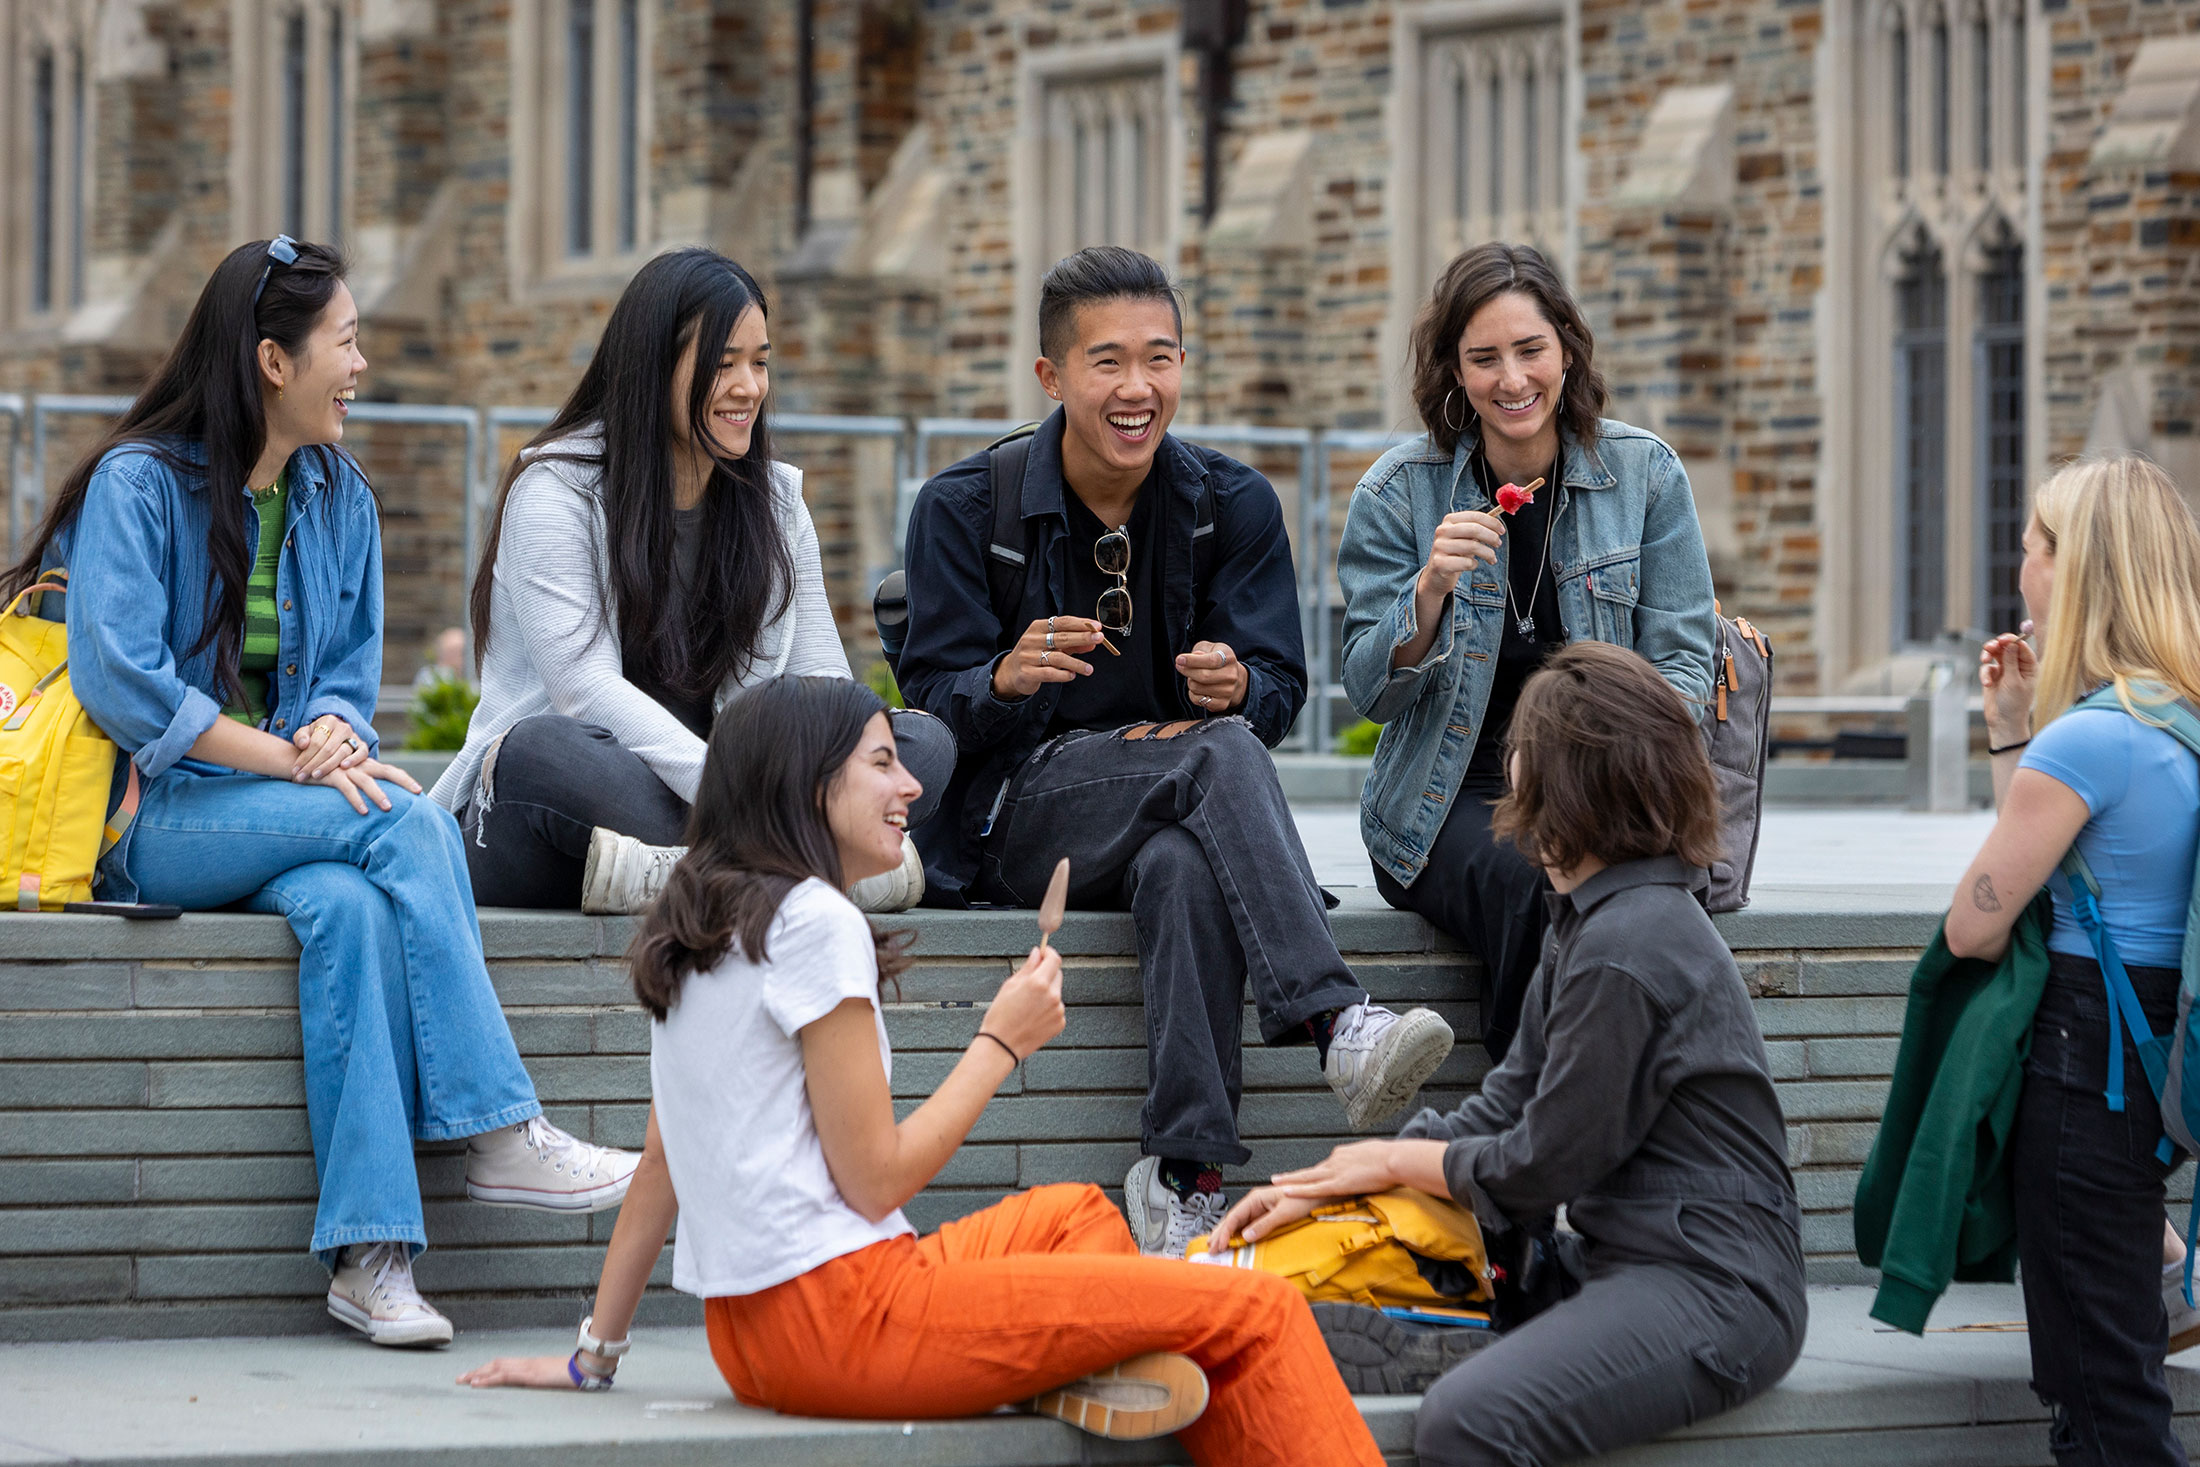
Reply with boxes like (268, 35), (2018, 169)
(705, 1183), (1383, 1467)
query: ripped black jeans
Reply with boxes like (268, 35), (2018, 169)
(972, 717), (1365, 1166)
(2014, 951), (2189, 1467)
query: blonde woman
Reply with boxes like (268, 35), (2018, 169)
(1945, 454), (2200, 1467)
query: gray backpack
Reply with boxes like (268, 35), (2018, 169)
(1703, 608), (1771, 913)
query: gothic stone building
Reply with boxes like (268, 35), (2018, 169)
(2, 0), (2197, 705)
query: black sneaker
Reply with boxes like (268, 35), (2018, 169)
(1312, 1301), (1496, 1394)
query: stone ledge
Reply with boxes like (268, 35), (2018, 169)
(0, 884), (1947, 963)
(5, 1287), (2197, 1467)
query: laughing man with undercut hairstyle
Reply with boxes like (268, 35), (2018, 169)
(894, 246), (1457, 1256)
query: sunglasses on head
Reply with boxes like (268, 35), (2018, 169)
(253, 235), (299, 306)
(1095, 526), (1132, 634)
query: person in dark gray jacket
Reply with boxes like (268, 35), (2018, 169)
(1207, 643), (1805, 1466)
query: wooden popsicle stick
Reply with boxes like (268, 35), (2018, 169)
(1037, 858), (1071, 951)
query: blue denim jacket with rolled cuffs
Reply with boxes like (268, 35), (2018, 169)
(1336, 418), (1717, 890)
(43, 441), (385, 899)
(896, 408), (1308, 905)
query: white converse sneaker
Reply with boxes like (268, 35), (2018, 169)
(2166, 1260), (2200, 1354)
(1123, 1156), (1230, 1259)
(579, 827), (684, 915)
(327, 1241), (453, 1348)
(465, 1116), (638, 1212)
(849, 832), (926, 913)
(1324, 1003), (1455, 1132)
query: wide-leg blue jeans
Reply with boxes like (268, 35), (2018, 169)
(119, 763), (543, 1265)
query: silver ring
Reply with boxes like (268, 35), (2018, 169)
(1045, 632), (1056, 651)
(1196, 693), (1210, 707)
(1040, 650), (1051, 666)
(1047, 616), (1057, 634)
(343, 737), (361, 752)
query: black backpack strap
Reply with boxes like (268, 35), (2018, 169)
(984, 426), (1040, 637)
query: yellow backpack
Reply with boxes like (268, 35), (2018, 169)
(0, 571), (138, 910)
(1186, 1187), (1495, 1321)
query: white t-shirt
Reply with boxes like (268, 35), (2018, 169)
(650, 877), (914, 1296)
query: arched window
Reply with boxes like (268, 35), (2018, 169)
(1976, 237), (2025, 636)
(237, 1), (354, 246)
(17, 15), (88, 319)
(1896, 231), (1948, 643)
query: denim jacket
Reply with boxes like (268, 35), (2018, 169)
(1337, 419), (1715, 887)
(897, 409), (1307, 903)
(47, 441), (384, 896)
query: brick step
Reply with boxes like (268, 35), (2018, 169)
(6, 885), (2135, 1343)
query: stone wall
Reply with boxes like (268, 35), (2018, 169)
(3, 0), (2199, 692)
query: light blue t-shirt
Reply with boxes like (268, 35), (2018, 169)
(2021, 704), (2200, 968)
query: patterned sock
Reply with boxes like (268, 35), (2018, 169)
(1157, 1158), (1225, 1202)
(1306, 1008), (1341, 1066)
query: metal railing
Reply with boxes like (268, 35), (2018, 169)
(1, 391), (1450, 751)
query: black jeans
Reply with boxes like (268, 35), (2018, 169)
(2014, 951), (2189, 1467)
(1372, 779), (1549, 1063)
(460, 708), (956, 908)
(973, 717), (1365, 1167)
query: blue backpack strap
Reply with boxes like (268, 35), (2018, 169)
(2058, 847), (2166, 1115)
(2061, 686), (2200, 1160)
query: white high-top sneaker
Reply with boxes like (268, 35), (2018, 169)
(579, 827), (684, 915)
(1323, 1003), (1455, 1131)
(849, 833), (926, 913)
(465, 1116), (638, 1212)
(326, 1241), (453, 1348)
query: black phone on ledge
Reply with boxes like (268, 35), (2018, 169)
(63, 901), (183, 920)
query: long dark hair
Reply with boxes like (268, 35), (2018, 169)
(470, 248), (793, 700)
(629, 675), (910, 1020)
(3, 238), (354, 703)
(1410, 242), (1609, 458)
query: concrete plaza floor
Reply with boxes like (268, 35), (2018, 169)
(6, 1285), (2188, 1465)
(1294, 803), (1999, 895)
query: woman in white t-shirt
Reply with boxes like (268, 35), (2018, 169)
(462, 674), (1383, 1464)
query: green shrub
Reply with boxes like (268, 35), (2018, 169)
(403, 674), (481, 751)
(863, 660), (905, 709)
(1334, 718), (1380, 758)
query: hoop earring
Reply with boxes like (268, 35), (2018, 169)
(1443, 387), (1467, 436)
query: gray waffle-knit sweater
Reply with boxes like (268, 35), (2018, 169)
(429, 429), (849, 814)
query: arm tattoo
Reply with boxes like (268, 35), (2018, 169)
(1972, 874), (2004, 913)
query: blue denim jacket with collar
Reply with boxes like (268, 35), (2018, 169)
(1336, 418), (1716, 888)
(45, 441), (384, 897)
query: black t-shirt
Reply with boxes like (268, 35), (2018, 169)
(1048, 479), (1175, 735)
(631, 504), (717, 739)
(1461, 447), (1566, 791)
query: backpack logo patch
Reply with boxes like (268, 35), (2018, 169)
(0, 685), (19, 721)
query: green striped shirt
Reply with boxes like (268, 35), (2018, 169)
(223, 474), (287, 726)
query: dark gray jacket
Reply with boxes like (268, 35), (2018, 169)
(1400, 856), (1803, 1308)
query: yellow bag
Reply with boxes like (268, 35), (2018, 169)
(0, 571), (139, 910)
(1186, 1187), (1494, 1320)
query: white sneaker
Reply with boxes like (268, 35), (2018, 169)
(2167, 1260), (2200, 1354)
(579, 827), (684, 915)
(327, 1241), (453, 1348)
(1324, 1003), (1455, 1131)
(465, 1116), (638, 1212)
(849, 832), (926, 912)
(1123, 1156), (1229, 1259)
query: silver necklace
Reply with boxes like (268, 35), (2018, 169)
(1490, 459), (1563, 640)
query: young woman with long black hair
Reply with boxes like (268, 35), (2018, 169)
(432, 248), (951, 914)
(459, 674), (1385, 1467)
(2, 237), (635, 1347)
